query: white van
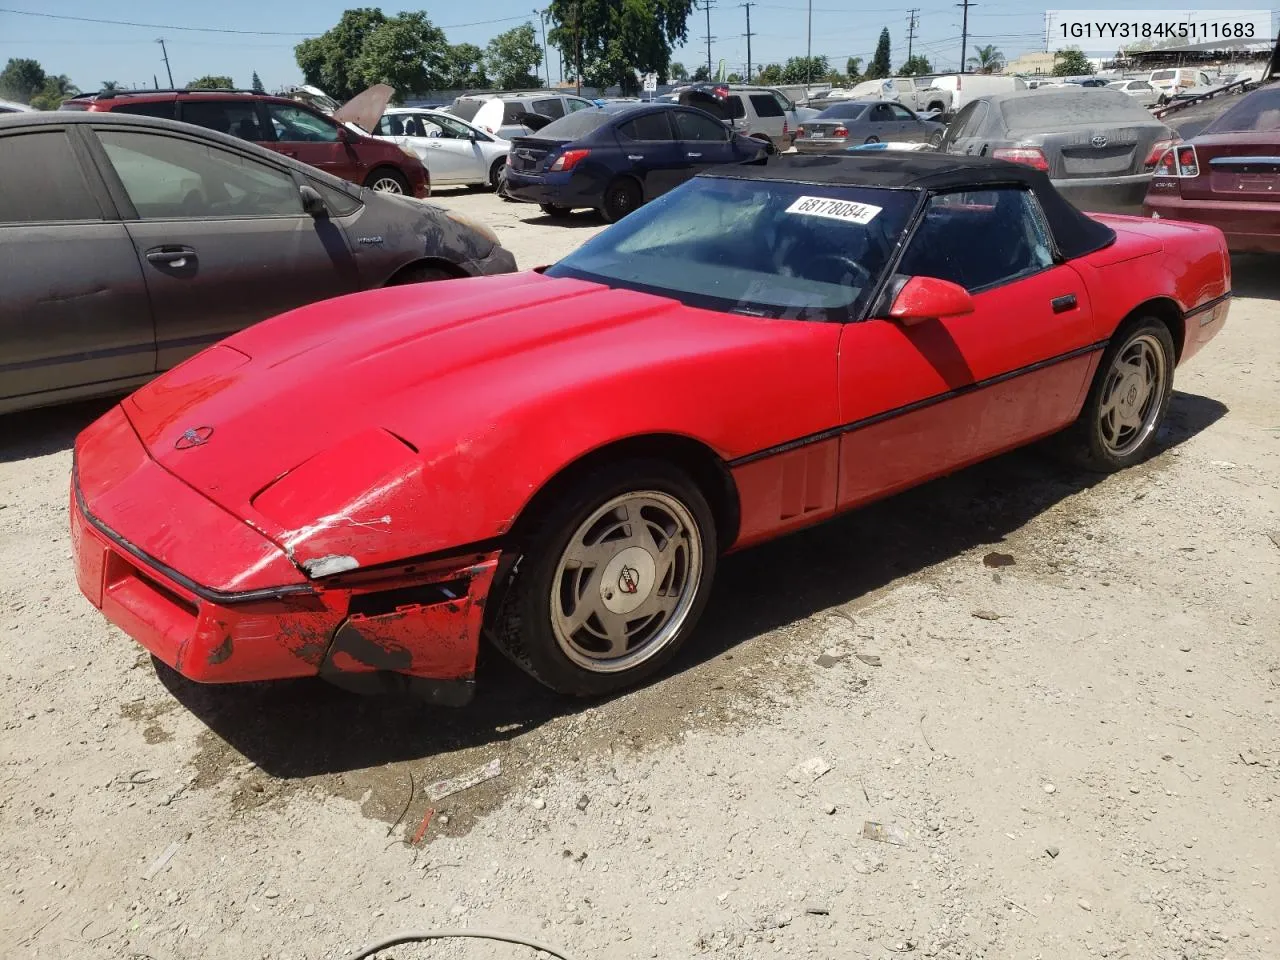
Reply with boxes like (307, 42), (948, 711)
(1148, 67), (1214, 99)
(925, 74), (1027, 112)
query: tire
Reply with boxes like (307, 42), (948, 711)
(599, 178), (642, 223)
(927, 101), (945, 114)
(865, 135), (880, 144)
(488, 157), (507, 190)
(1060, 318), (1176, 472)
(488, 458), (718, 697)
(364, 167), (410, 195)
(928, 131), (944, 148)
(540, 203), (573, 218)
(387, 264), (453, 286)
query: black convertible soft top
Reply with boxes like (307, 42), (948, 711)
(707, 153), (1117, 259)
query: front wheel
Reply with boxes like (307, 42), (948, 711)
(488, 459), (717, 697)
(365, 167), (410, 194)
(1062, 319), (1175, 472)
(928, 130), (944, 148)
(599, 178), (641, 223)
(489, 157), (507, 190)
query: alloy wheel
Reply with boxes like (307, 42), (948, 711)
(1097, 333), (1167, 457)
(370, 176), (405, 194)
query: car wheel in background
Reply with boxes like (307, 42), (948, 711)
(387, 265), (453, 285)
(865, 135), (880, 144)
(365, 167), (409, 194)
(599, 178), (641, 223)
(928, 131), (944, 147)
(488, 459), (718, 697)
(540, 203), (573, 218)
(1060, 318), (1175, 472)
(489, 158), (507, 190)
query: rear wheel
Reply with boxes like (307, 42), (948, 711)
(599, 178), (641, 223)
(488, 459), (717, 697)
(928, 130), (943, 148)
(387, 264), (453, 286)
(865, 135), (880, 144)
(1060, 318), (1175, 472)
(488, 157), (507, 189)
(540, 202), (573, 218)
(365, 167), (409, 194)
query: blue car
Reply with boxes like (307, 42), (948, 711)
(503, 103), (769, 222)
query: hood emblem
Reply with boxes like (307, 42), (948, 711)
(1091, 135), (1108, 148)
(175, 426), (214, 449)
(617, 565), (640, 595)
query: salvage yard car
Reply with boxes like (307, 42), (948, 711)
(70, 153), (1230, 706)
(0, 112), (515, 414)
(794, 100), (945, 151)
(1143, 83), (1280, 252)
(372, 107), (510, 190)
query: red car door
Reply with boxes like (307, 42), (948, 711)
(263, 102), (359, 182)
(835, 188), (1097, 508)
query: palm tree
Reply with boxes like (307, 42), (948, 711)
(101, 80), (121, 91)
(967, 44), (1004, 74)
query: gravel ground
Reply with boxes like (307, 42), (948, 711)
(1, 192), (1278, 960)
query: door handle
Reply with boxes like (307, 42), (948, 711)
(1050, 293), (1078, 314)
(146, 246), (197, 268)
(686, 152), (702, 158)
(627, 155), (644, 160)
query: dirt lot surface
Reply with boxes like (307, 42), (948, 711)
(2, 189), (1278, 960)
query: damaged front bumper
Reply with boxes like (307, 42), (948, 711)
(71, 420), (498, 705)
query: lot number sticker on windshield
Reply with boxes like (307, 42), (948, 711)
(785, 196), (882, 225)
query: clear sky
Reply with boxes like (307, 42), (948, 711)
(1, 1), (1273, 94)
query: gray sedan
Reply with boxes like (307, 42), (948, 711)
(793, 100), (945, 152)
(939, 88), (1176, 214)
(0, 111), (516, 415)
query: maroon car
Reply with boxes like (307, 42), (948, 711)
(60, 89), (430, 198)
(1144, 83), (1280, 252)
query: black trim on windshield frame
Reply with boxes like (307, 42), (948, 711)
(727, 338), (1110, 467)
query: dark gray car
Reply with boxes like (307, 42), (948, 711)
(0, 111), (516, 415)
(794, 100), (945, 152)
(939, 88), (1176, 214)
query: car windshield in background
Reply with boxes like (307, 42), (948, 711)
(1001, 92), (1154, 131)
(534, 109), (616, 139)
(448, 100), (484, 121)
(545, 177), (917, 320)
(1203, 87), (1280, 134)
(816, 103), (870, 120)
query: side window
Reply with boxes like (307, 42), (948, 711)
(180, 100), (266, 141)
(97, 130), (303, 220)
(111, 101), (178, 119)
(672, 110), (728, 141)
(618, 112), (674, 141)
(266, 104), (339, 143)
(870, 104), (896, 123)
(0, 131), (101, 223)
(888, 104), (915, 120)
(532, 98), (566, 119)
(565, 98), (594, 113)
(942, 101), (986, 148)
(894, 79), (913, 92)
(749, 93), (785, 117)
(1135, 81), (1152, 90)
(897, 188), (1055, 293)
(771, 91), (794, 112)
(310, 179), (362, 217)
(501, 102), (526, 124)
(374, 116), (396, 136)
(726, 95), (747, 120)
(427, 115), (473, 138)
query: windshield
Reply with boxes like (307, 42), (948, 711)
(1203, 86), (1280, 134)
(534, 108), (616, 139)
(545, 176), (918, 320)
(817, 103), (870, 120)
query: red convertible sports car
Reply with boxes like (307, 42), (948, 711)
(72, 154), (1231, 705)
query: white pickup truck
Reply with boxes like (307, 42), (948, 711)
(839, 77), (953, 118)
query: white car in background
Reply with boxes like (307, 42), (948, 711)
(1106, 78), (1159, 106)
(372, 107), (510, 190)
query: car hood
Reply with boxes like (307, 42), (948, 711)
(119, 272), (738, 574)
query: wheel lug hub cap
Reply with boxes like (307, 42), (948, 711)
(599, 546), (656, 615)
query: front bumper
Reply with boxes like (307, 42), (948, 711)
(1144, 194), (1280, 254)
(1052, 173), (1153, 216)
(71, 407), (498, 703)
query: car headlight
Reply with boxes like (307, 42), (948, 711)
(444, 209), (499, 248)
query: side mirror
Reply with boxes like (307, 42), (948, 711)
(888, 276), (974, 325)
(468, 129), (479, 141)
(299, 184), (329, 218)
(335, 124), (352, 143)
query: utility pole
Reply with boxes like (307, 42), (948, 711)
(957, 0), (974, 74)
(806, 0), (812, 85)
(155, 37), (173, 88)
(574, 0), (582, 96)
(906, 8), (919, 61)
(702, 1), (715, 79)
(741, 2), (755, 81)
(533, 10), (550, 87)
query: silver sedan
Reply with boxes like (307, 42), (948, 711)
(793, 100), (945, 152)
(372, 107), (511, 190)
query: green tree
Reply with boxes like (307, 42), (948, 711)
(869, 27), (891, 79)
(355, 12), (449, 95)
(100, 80), (122, 91)
(546, 0), (696, 94)
(756, 63), (782, 84)
(691, 64), (711, 82)
(29, 74), (79, 110)
(441, 43), (488, 88)
(187, 75), (234, 90)
(295, 7), (388, 102)
(485, 24), (543, 90)
(1053, 47), (1093, 76)
(0, 57), (46, 102)
(780, 55), (829, 84)
(669, 61), (688, 81)
(845, 57), (863, 82)
(251, 71), (265, 93)
(899, 54), (932, 77)
(967, 44), (1003, 74)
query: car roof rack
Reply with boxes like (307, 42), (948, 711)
(77, 88), (268, 101)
